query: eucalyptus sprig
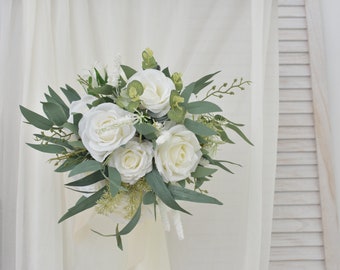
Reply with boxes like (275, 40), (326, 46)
(202, 78), (251, 101)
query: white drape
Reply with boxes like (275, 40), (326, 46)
(0, 1), (278, 269)
(320, 0), (340, 224)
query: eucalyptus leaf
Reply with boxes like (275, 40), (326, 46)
(88, 85), (115, 96)
(180, 83), (195, 103)
(55, 157), (83, 172)
(27, 143), (66, 154)
(66, 171), (104, 187)
(145, 169), (190, 215)
(191, 166), (218, 178)
(119, 203), (142, 235)
(168, 108), (186, 123)
(58, 187), (106, 223)
(116, 225), (123, 250)
(61, 85), (81, 103)
(134, 123), (157, 136)
(226, 123), (253, 145)
(203, 155), (233, 174)
(42, 102), (68, 126)
(68, 140), (85, 149)
(162, 67), (171, 78)
(19, 105), (53, 130)
(62, 122), (78, 134)
(169, 185), (222, 205)
(69, 160), (102, 177)
(108, 167), (122, 197)
(115, 203), (142, 250)
(34, 134), (73, 150)
(121, 65), (137, 79)
(191, 71), (220, 94)
(184, 118), (216, 136)
(143, 191), (156, 205)
(186, 101), (222, 114)
(94, 68), (106, 85)
(48, 86), (69, 115)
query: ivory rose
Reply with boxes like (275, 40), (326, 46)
(78, 103), (136, 162)
(108, 139), (153, 185)
(127, 69), (174, 117)
(155, 125), (202, 182)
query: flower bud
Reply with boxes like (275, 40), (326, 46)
(142, 48), (158, 70)
(171, 72), (183, 91)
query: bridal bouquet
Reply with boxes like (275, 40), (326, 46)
(20, 49), (251, 249)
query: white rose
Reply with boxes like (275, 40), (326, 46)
(155, 125), (202, 182)
(128, 69), (175, 117)
(108, 139), (153, 185)
(67, 94), (97, 122)
(78, 103), (136, 162)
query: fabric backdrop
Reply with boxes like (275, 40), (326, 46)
(0, 0), (278, 269)
(320, 0), (340, 223)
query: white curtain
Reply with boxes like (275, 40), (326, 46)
(320, 0), (340, 223)
(0, 1), (278, 269)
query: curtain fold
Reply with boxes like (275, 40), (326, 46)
(0, 1), (278, 269)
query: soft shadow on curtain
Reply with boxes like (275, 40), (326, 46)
(0, 1), (278, 270)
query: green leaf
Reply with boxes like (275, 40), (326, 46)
(162, 67), (171, 78)
(134, 123), (157, 138)
(108, 167), (122, 197)
(191, 71), (220, 94)
(226, 123), (253, 145)
(145, 169), (190, 215)
(61, 85), (81, 103)
(69, 160), (102, 177)
(116, 203), (142, 250)
(121, 65), (137, 79)
(169, 185), (222, 205)
(62, 122), (78, 134)
(94, 68), (106, 85)
(217, 129), (235, 144)
(19, 105), (54, 130)
(42, 102), (68, 126)
(143, 191), (156, 205)
(58, 187), (106, 223)
(116, 225), (123, 250)
(34, 134), (74, 150)
(142, 48), (158, 70)
(184, 118), (216, 136)
(185, 101), (222, 114)
(203, 155), (233, 173)
(118, 75), (127, 88)
(48, 86), (69, 115)
(27, 143), (67, 154)
(88, 85), (115, 96)
(91, 96), (113, 107)
(168, 108), (186, 123)
(55, 157), (83, 172)
(214, 114), (244, 127)
(68, 140), (85, 149)
(195, 177), (208, 189)
(191, 166), (218, 178)
(119, 203), (142, 235)
(65, 171), (104, 187)
(180, 83), (195, 103)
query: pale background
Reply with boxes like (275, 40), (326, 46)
(1, 0), (338, 270)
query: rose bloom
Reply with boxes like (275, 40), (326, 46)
(78, 103), (136, 162)
(155, 125), (202, 182)
(108, 139), (153, 185)
(67, 94), (97, 123)
(128, 69), (175, 117)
